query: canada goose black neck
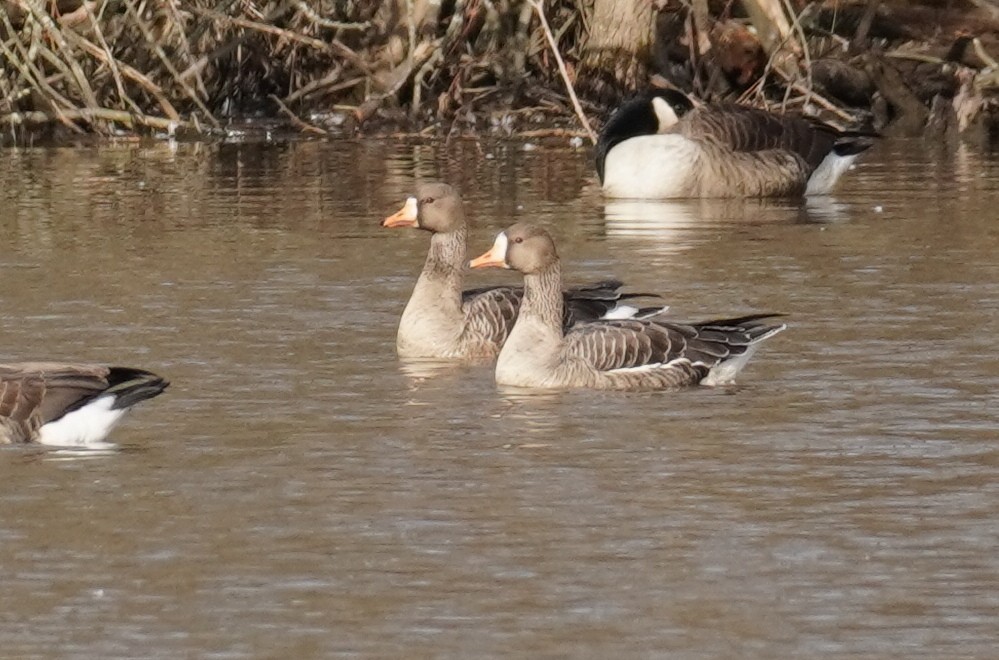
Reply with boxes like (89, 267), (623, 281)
(595, 90), (695, 182)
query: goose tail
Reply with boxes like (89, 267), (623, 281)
(697, 315), (787, 386)
(832, 135), (875, 157)
(37, 368), (168, 447)
(105, 368), (170, 410)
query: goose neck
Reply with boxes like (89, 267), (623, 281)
(522, 262), (564, 330)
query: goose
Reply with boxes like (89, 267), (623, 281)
(469, 223), (785, 391)
(382, 182), (663, 360)
(0, 363), (168, 446)
(595, 89), (873, 198)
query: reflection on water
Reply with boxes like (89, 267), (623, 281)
(602, 196), (850, 249)
(1, 138), (999, 657)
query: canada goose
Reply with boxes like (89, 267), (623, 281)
(0, 364), (168, 446)
(469, 223), (785, 390)
(595, 89), (873, 198)
(382, 183), (662, 360)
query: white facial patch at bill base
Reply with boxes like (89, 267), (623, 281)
(492, 231), (510, 267)
(402, 196), (419, 221)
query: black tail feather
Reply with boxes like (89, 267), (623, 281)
(107, 367), (169, 410)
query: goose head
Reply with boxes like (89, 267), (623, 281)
(382, 182), (466, 234)
(595, 89), (695, 183)
(469, 223), (558, 275)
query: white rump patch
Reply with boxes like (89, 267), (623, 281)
(702, 348), (757, 386)
(805, 152), (858, 195)
(601, 305), (638, 320)
(36, 395), (128, 447)
(600, 304), (670, 320)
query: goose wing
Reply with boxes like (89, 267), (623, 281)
(680, 105), (840, 170)
(462, 280), (659, 341)
(563, 279), (661, 325)
(0, 364), (115, 443)
(461, 285), (522, 347)
(562, 314), (786, 373)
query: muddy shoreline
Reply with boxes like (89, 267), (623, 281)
(3, 1), (999, 147)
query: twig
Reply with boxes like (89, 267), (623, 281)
(0, 12), (83, 132)
(21, 0), (100, 109)
(293, 2), (370, 30)
(123, 0), (219, 128)
(412, 49), (443, 117)
(3, 107), (192, 131)
(885, 50), (946, 65)
(269, 94), (327, 134)
(966, 0), (999, 20)
(781, 0), (812, 102)
(973, 37), (999, 69)
(528, 0), (595, 144)
(63, 30), (181, 121)
(190, 7), (331, 51)
(163, 0), (210, 98)
(179, 2), (302, 81)
(82, 2), (142, 116)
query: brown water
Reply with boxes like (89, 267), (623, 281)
(1, 136), (997, 658)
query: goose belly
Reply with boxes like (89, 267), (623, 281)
(602, 135), (700, 199)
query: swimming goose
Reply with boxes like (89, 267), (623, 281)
(469, 223), (785, 391)
(0, 363), (168, 446)
(595, 89), (873, 198)
(382, 183), (662, 360)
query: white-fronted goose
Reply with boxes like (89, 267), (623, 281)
(469, 223), (785, 391)
(382, 182), (662, 360)
(0, 364), (168, 446)
(596, 89), (873, 198)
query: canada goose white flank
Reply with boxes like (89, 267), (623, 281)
(596, 89), (873, 198)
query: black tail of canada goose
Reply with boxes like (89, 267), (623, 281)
(0, 364), (168, 446)
(596, 89), (875, 198)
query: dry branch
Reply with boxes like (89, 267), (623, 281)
(528, 0), (596, 144)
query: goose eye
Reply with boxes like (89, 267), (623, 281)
(421, 197), (435, 205)
(514, 237), (524, 244)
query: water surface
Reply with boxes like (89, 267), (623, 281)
(1, 137), (997, 657)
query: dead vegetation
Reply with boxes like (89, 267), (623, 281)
(2, 0), (999, 145)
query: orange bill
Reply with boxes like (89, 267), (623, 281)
(382, 197), (419, 228)
(469, 233), (508, 269)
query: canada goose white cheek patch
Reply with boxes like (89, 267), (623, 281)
(651, 96), (680, 131)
